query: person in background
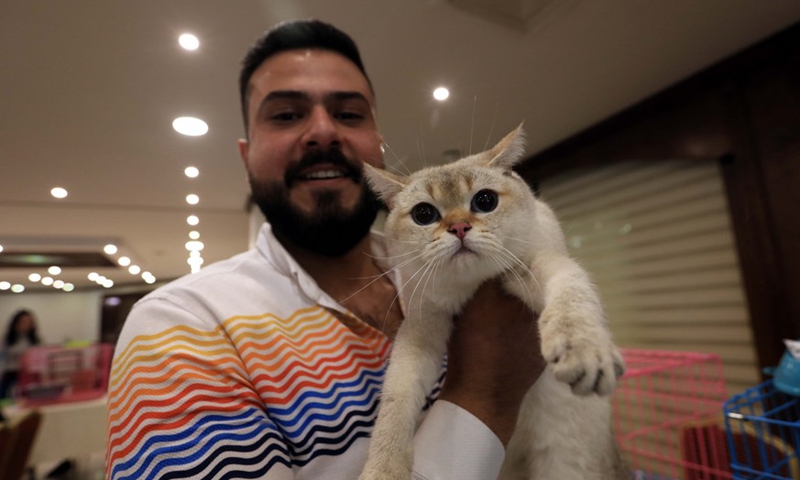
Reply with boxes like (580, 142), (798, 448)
(106, 19), (544, 480)
(1, 309), (41, 399)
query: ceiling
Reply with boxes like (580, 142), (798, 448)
(2, 0), (800, 293)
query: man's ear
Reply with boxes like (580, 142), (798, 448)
(237, 139), (249, 168)
(363, 164), (407, 209)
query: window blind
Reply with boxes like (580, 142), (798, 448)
(537, 160), (759, 395)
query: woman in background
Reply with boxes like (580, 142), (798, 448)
(1, 309), (41, 399)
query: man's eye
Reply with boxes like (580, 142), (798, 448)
(336, 111), (364, 121)
(271, 112), (301, 122)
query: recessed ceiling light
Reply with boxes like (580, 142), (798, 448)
(104, 244), (118, 254)
(185, 166), (199, 178)
(51, 187), (68, 199)
(103, 279), (114, 288)
(118, 256), (131, 267)
(185, 241), (204, 252)
(189, 230), (200, 240)
(186, 194), (199, 205)
(41, 276), (54, 286)
(188, 256), (204, 267)
(179, 33), (200, 51)
(129, 265), (141, 275)
(11, 284), (24, 293)
(0, 281), (10, 290)
(88, 272), (99, 281)
(0, 244), (4, 253)
(53, 280), (65, 289)
(173, 117), (208, 136)
(48, 266), (61, 275)
(63, 283), (74, 292)
(28, 273), (42, 282)
(433, 87), (450, 101)
(187, 215), (199, 226)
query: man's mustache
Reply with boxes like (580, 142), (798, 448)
(284, 149), (362, 187)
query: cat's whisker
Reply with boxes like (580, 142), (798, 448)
(379, 265), (425, 333)
(418, 257), (442, 320)
(364, 250), (421, 261)
(381, 140), (414, 176)
(469, 94), (477, 156)
(483, 243), (537, 290)
(504, 235), (538, 246)
(383, 256), (437, 332)
(496, 254), (537, 318)
(483, 102), (500, 151)
(389, 238), (429, 246)
(483, 242), (531, 274)
(416, 128), (427, 168)
(338, 251), (426, 306)
(494, 246), (538, 288)
(407, 256), (439, 317)
(484, 249), (538, 324)
(492, 245), (542, 298)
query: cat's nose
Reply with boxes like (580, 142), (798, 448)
(448, 222), (472, 240)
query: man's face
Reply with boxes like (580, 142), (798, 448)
(238, 49), (384, 255)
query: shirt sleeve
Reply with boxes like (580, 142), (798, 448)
(106, 297), (294, 480)
(412, 400), (506, 480)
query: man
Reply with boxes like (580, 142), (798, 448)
(107, 20), (543, 480)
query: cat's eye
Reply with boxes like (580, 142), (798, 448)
(471, 189), (498, 213)
(411, 203), (440, 225)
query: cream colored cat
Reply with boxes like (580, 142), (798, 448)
(359, 125), (628, 480)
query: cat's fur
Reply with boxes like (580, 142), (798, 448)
(359, 125), (628, 480)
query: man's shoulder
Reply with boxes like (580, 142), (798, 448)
(145, 248), (263, 299)
(130, 247), (292, 321)
(117, 245), (307, 342)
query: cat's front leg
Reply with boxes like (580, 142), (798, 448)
(359, 306), (453, 480)
(532, 252), (624, 396)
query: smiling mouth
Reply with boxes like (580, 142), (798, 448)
(299, 169), (347, 181)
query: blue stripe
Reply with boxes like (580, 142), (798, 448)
(113, 409), (285, 480)
(268, 366), (384, 419)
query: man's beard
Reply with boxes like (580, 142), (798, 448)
(249, 149), (383, 257)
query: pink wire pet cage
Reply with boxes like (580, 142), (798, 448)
(17, 343), (113, 406)
(614, 349), (732, 480)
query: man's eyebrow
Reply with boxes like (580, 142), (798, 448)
(325, 91), (370, 103)
(263, 90), (309, 102)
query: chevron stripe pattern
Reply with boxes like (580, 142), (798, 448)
(107, 306), (391, 480)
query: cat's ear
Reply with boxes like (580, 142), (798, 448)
(486, 123), (526, 170)
(363, 164), (408, 208)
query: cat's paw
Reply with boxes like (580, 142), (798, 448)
(358, 445), (413, 480)
(540, 313), (625, 396)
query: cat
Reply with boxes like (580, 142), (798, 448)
(358, 125), (628, 480)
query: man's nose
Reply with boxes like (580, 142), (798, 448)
(303, 107), (341, 149)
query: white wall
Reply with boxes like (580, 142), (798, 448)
(0, 290), (103, 345)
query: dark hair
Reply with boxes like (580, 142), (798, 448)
(5, 309), (40, 346)
(238, 19), (373, 134)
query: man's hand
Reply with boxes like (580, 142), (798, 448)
(438, 278), (546, 445)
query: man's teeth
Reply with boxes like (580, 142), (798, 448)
(302, 170), (344, 180)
